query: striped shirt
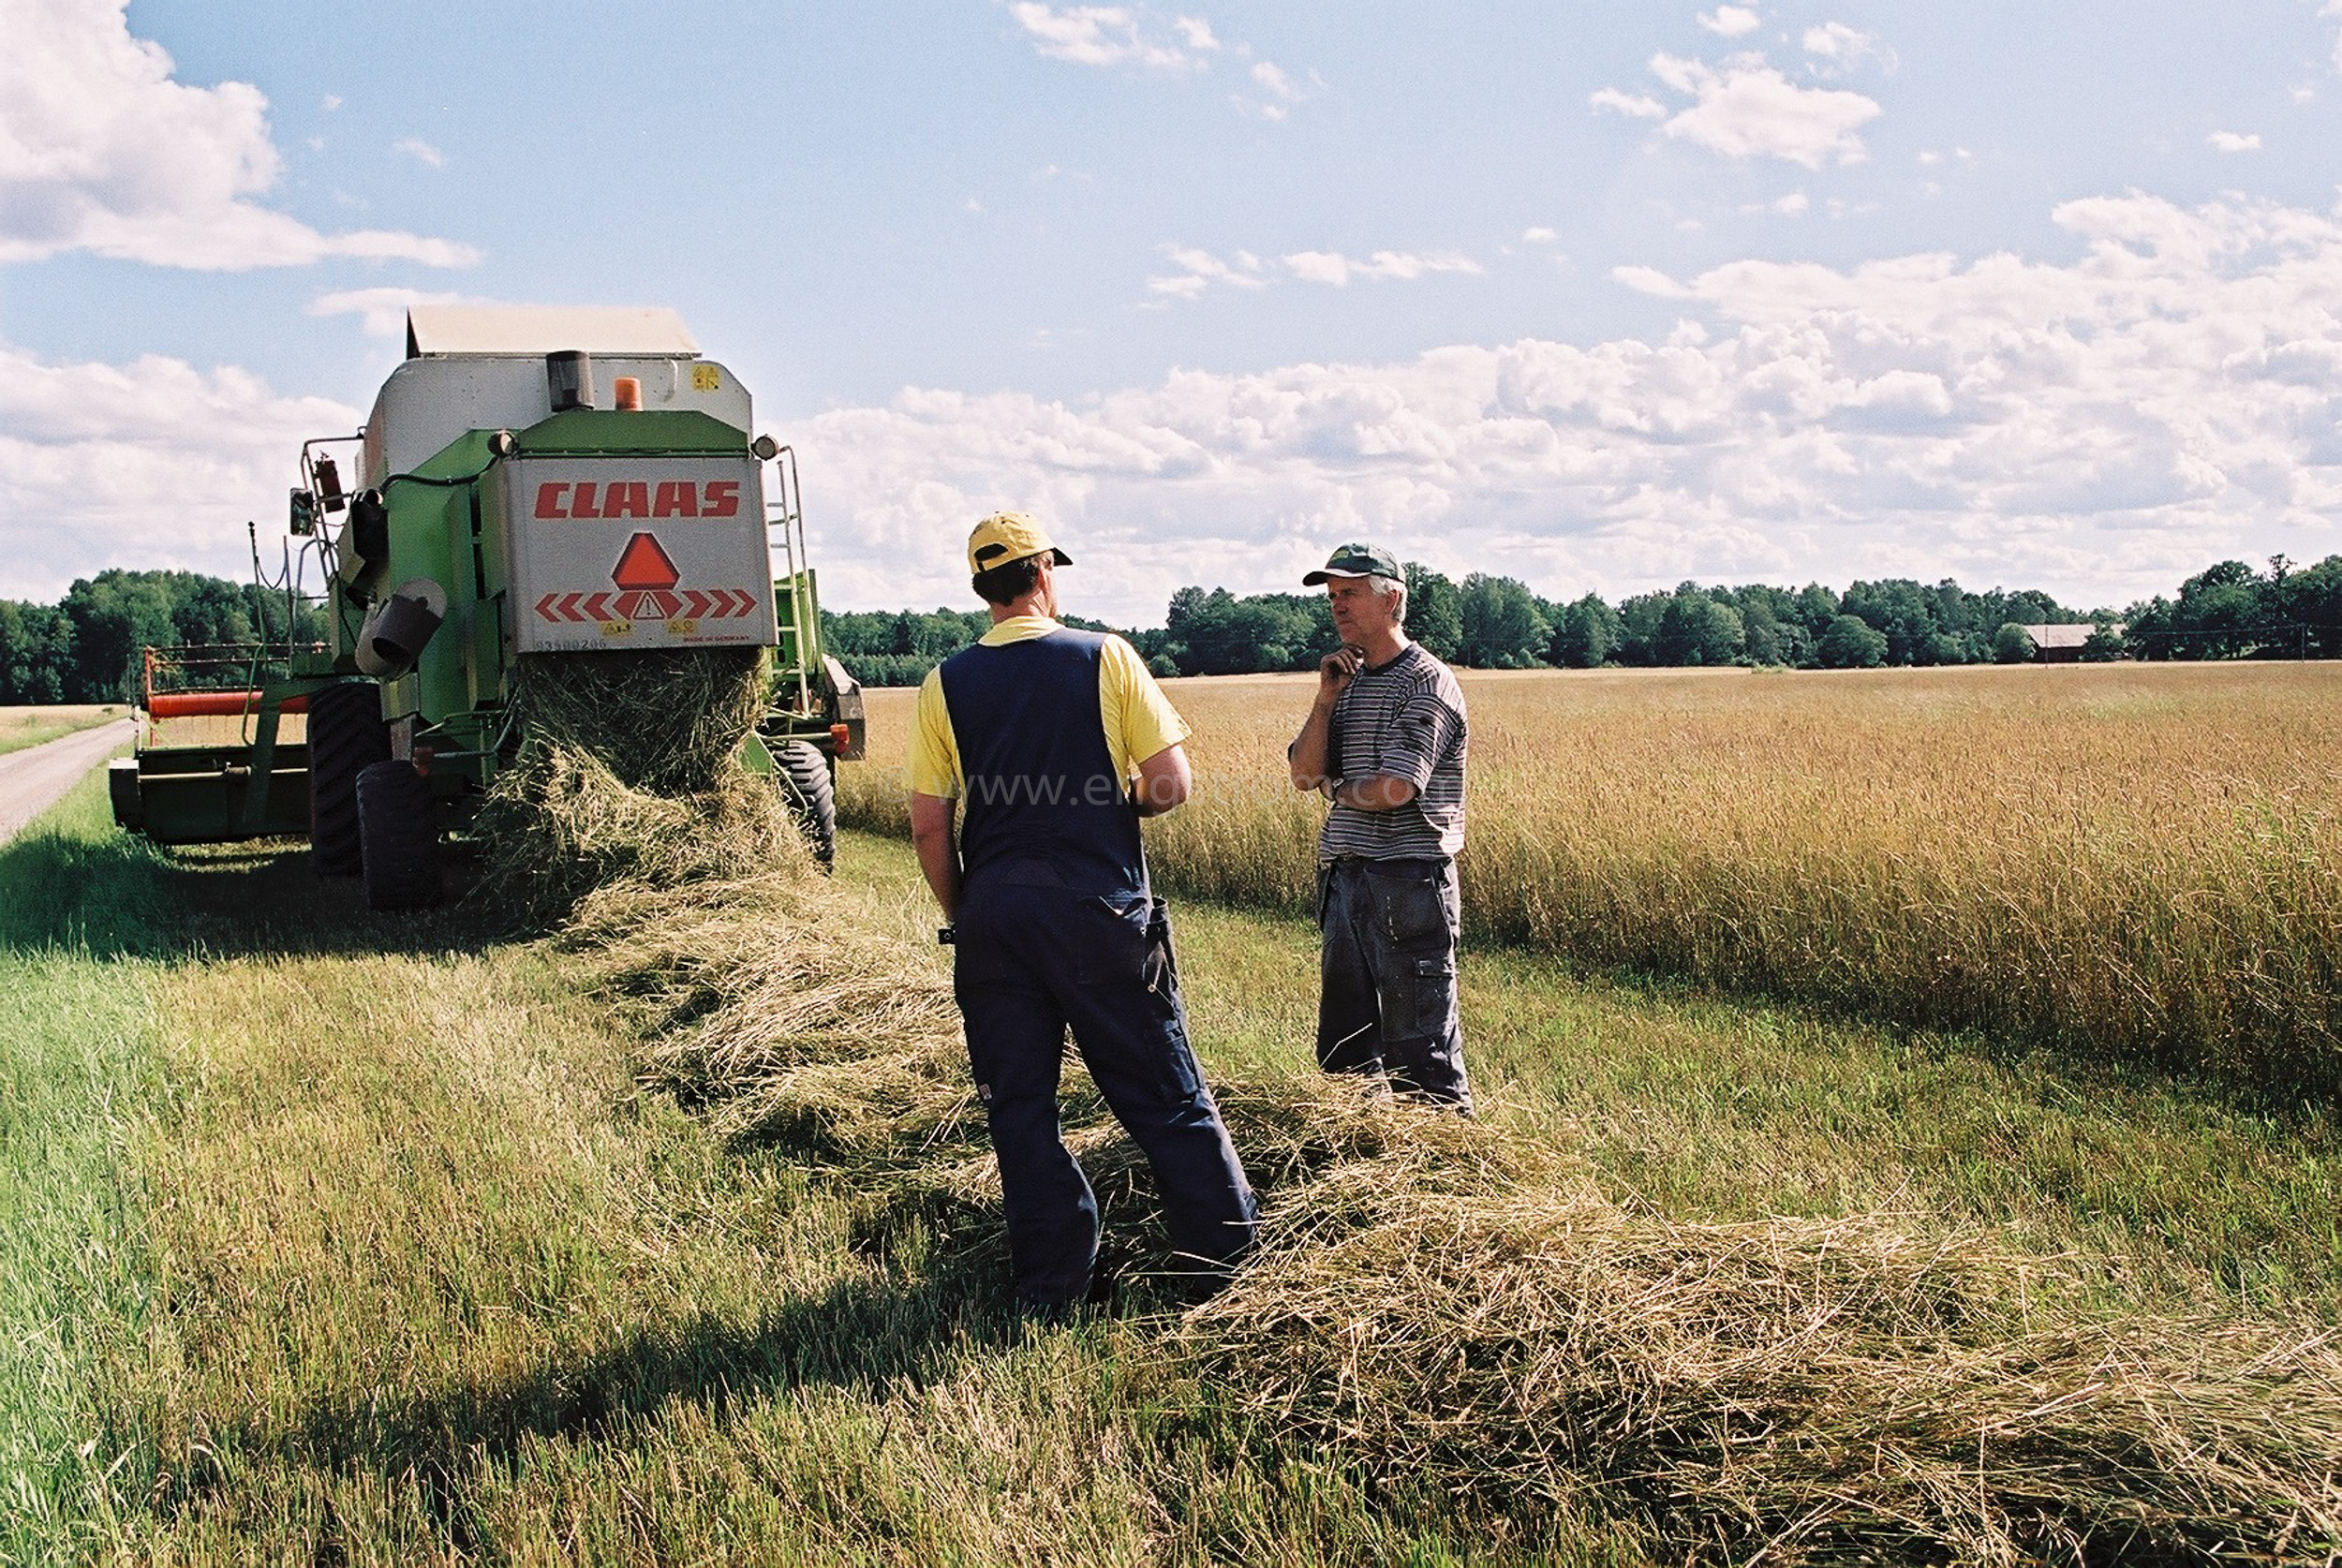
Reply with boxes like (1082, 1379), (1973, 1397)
(1319, 643), (1467, 862)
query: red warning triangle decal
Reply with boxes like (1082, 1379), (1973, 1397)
(612, 531), (680, 590)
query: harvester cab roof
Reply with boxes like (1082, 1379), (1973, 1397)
(365, 305), (747, 481)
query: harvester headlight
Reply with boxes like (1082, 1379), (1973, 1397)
(751, 435), (780, 461)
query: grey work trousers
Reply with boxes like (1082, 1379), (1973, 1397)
(1313, 855), (1473, 1111)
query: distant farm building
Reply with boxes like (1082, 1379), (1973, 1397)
(2018, 624), (2123, 663)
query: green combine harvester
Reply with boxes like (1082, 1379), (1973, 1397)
(109, 305), (864, 907)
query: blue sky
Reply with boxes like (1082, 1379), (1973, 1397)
(6, 0), (2342, 627)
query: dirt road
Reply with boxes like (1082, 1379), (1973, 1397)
(0, 718), (134, 846)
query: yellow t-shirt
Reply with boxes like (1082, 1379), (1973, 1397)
(908, 616), (1190, 800)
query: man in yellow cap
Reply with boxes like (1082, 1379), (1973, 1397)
(908, 512), (1257, 1316)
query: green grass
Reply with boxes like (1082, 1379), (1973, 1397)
(0, 958), (157, 1567)
(5, 784), (2335, 1561)
(0, 782), (171, 1564)
(1, 786), (1630, 1562)
(0, 706), (124, 758)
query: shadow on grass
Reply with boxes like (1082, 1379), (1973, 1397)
(0, 821), (511, 963)
(200, 1177), (1219, 1511)
(244, 1245), (1015, 1487)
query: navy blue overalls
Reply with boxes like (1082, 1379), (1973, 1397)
(940, 629), (1257, 1307)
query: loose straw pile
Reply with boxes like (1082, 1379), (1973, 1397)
(468, 648), (808, 927)
(594, 875), (2342, 1565)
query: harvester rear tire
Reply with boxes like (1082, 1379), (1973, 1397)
(774, 739), (837, 872)
(357, 759), (440, 910)
(308, 681), (389, 876)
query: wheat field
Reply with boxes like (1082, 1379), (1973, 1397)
(839, 661), (2342, 1095)
(8, 710), (2337, 1561)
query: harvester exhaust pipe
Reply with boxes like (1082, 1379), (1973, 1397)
(356, 579), (449, 678)
(547, 349), (594, 411)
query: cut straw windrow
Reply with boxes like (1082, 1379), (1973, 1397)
(591, 871), (2342, 1565)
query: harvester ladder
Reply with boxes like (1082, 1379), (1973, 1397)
(763, 445), (823, 714)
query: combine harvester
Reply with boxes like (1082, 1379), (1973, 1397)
(110, 305), (863, 907)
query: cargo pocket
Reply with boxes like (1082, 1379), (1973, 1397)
(1396, 951), (1459, 1042)
(1368, 865), (1448, 949)
(1075, 892), (1151, 986)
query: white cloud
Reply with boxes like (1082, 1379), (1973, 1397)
(2329, 0), (2342, 72)
(1007, 3), (1211, 71)
(781, 193), (2342, 621)
(1609, 263), (1691, 298)
(1801, 22), (1891, 70)
(1521, 226), (1558, 243)
(1172, 15), (1218, 51)
(1698, 7), (1761, 37)
(0, 340), (363, 599)
(1147, 244), (1479, 298)
(1589, 86), (1668, 120)
(2208, 130), (2261, 153)
(21, 196), (2342, 625)
(392, 137), (444, 169)
(307, 287), (482, 338)
(1242, 58), (1313, 119)
(1284, 250), (1483, 287)
(1645, 52), (1881, 168)
(0, 0), (477, 270)
(1146, 244), (1268, 296)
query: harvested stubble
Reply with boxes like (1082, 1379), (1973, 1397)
(596, 870), (2342, 1564)
(469, 649), (808, 926)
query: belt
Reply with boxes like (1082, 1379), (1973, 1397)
(1321, 854), (1450, 873)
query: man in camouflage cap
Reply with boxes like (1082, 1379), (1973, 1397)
(1286, 543), (1473, 1111)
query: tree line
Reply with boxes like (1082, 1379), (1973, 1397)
(0, 570), (326, 704)
(7, 552), (2337, 703)
(823, 553), (2342, 685)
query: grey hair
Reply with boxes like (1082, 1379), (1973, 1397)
(1366, 572), (1408, 625)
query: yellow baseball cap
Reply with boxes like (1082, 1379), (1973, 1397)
(967, 511), (1073, 576)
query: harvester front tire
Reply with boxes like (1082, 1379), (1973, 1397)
(308, 681), (389, 876)
(357, 759), (440, 910)
(774, 739), (837, 872)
